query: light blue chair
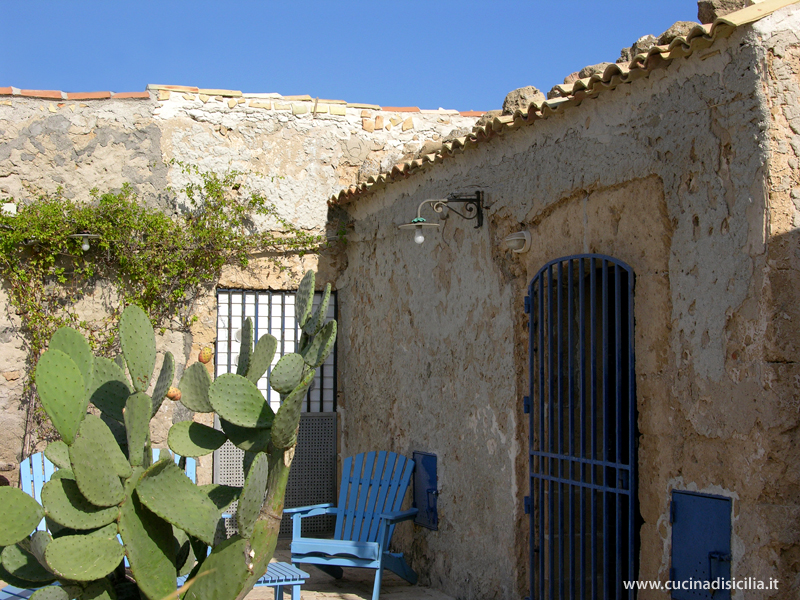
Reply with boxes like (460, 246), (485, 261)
(287, 451), (418, 600)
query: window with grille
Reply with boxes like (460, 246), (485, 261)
(213, 288), (338, 538)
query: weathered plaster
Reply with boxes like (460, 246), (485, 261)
(335, 10), (799, 599)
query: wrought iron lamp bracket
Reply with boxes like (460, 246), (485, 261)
(413, 191), (483, 229)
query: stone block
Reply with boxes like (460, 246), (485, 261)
(199, 89), (242, 97)
(228, 99), (238, 108)
(347, 102), (381, 110)
(697, 0), (749, 23)
(313, 104), (329, 114)
(375, 116), (384, 129)
(182, 94), (196, 101)
(390, 117), (401, 127)
(249, 100), (272, 109)
(158, 90), (171, 101)
(237, 98), (246, 104)
(402, 117), (414, 131)
(362, 119), (375, 132)
(330, 105), (347, 116)
(199, 94), (210, 103)
(292, 103), (308, 115)
(274, 103), (291, 110)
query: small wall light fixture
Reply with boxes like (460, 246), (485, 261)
(398, 192), (484, 245)
(504, 230), (531, 253)
(68, 233), (101, 252)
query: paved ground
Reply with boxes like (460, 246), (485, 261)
(243, 540), (455, 600)
(0, 541), (454, 600)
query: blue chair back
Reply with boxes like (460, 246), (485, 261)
(333, 451), (414, 544)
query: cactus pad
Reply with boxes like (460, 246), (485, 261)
(35, 348), (88, 445)
(44, 440), (71, 470)
(302, 282), (331, 337)
(177, 362), (214, 413)
(167, 421), (227, 458)
(42, 478), (119, 530)
(295, 269), (315, 328)
(29, 587), (70, 600)
(236, 452), (269, 538)
(302, 319), (337, 369)
(29, 530), (52, 571)
(51, 468), (75, 481)
(119, 304), (156, 393)
(209, 373), (274, 429)
(268, 353), (305, 394)
(245, 333), (277, 385)
(119, 482), (177, 600)
(69, 415), (128, 507)
(151, 351), (175, 417)
(80, 580), (117, 600)
(271, 368), (316, 449)
(45, 532), (124, 581)
(1, 542), (55, 582)
(0, 487), (45, 546)
(49, 326), (94, 395)
(220, 418), (271, 453)
(135, 460), (218, 545)
(124, 392), (153, 467)
(88, 357), (131, 422)
(236, 317), (253, 376)
(199, 484), (241, 512)
(181, 535), (252, 600)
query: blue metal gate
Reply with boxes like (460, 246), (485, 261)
(526, 255), (637, 600)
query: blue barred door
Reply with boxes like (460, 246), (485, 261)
(526, 255), (637, 600)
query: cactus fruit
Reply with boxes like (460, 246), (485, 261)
(14, 268), (336, 600)
(199, 347), (213, 364)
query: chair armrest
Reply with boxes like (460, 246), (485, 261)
(284, 503), (335, 516)
(378, 508), (418, 524)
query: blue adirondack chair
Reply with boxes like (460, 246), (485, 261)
(286, 451), (418, 600)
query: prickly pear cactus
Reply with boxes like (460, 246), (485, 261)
(3, 269), (336, 600)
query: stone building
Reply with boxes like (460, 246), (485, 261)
(329, 1), (800, 598)
(1, 0), (799, 599)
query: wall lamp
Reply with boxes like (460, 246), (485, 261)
(68, 233), (101, 252)
(503, 231), (531, 253)
(398, 191), (484, 245)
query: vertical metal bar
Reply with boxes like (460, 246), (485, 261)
(529, 281), (536, 600)
(538, 274), (546, 600)
(615, 264), (622, 599)
(254, 291), (260, 351)
(306, 292), (313, 413)
(267, 292), (274, 407)
(589, 258), (597, 600)
(333, 292), (339, 412)
(567, 259), (575, 599)
(578, 257), (586, 599)
(556, 260), (564, 600)
(547, 264), (555, 600)
(227, 292), (233, 374)
(601, 260), (609, 600)
(627, 269), (636, 598)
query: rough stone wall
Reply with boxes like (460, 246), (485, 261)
(335, 9), (799, 599)
(0, 88), (478, 483)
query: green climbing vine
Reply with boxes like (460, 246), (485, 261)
(0, 163), (324, 453)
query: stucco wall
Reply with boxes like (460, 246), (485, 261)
(335, 8), (799, 599)
(0, 88), (478, 482)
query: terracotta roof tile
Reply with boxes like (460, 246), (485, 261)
(112, 92), (151, 99)
(20, 90), (64, 99)
(330, 0), (799, 206)
(66, 91), (112, 100)
(459, 110), (486, 117)
(0, 87), (12, 95)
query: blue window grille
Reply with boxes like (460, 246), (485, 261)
(526, 255), (637, 600)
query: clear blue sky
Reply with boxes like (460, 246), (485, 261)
(2, 1), (700, 111)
